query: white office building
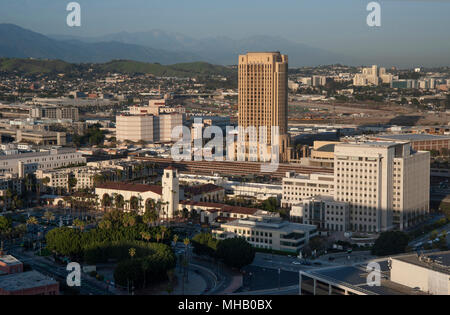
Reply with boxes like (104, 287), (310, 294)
(0, 148), (85, 177)
(283, 141), (430, 232)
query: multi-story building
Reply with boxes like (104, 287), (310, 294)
(36, 167), (95, 193)
(283, 141), (430, 232)
(116, 113), (183, 143)
(371, 134), (450, 153)
(282, 172), (335, 208)
(334, 141), (429, 231)
(353, 65), (393, 86)
(291, 196), (350, 232)
(238, 52), (290, 162)
(116, 115), (154, 143)
(30, 106), (79, 121)
(0, 148), (86, 177)
(158, 113), (183, 143)
(212, 213), (318, 253)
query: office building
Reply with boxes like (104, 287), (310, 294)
(334, 142), (429, 231)
(292, 196), (350, 232)
(116, 115), (154, 143)
(212, 213), (318, 253)
(30, 106), (79, 121)
(0, 148), (86, 177)
(116, 113), (183, 143)
(282, 172), (335, 208)
(238, 52), (290, 162)
(283, 141), (430, 232)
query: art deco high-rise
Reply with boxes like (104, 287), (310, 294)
(238, 52), (290, 162)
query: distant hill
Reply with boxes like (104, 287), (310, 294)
(0, 23), (354, 67)
(0, 24), (202, 64)
(50, 29), (355, 67)
(0, 58), (236, 78)
(0, 58), (76, 74)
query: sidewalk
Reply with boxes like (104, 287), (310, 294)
(156, 267), (207, 295)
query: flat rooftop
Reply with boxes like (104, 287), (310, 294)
(0, 271), (57, 292)
(222, 218), (317, 233)
(393, 251), (450, 275)
(0, 255), (22, 266)
(340, 141), (401, 148)
(375, 134), (450, 141)
(303, 263), (427, 295)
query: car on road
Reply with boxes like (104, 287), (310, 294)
(313, 262), (322, 266)
(328, 256), (335, 261)
(292, 261), (302, 265)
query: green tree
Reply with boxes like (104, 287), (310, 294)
(191, 233), (219, 256)
(0, 216), (11, 233)
(216, 237), (255, 269)
(46, 227), (82, 258)
(371, 231), (409, 256)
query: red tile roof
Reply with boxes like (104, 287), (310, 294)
(96, 182), (162, 195)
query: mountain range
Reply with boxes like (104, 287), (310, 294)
(0, 24), (354, 66)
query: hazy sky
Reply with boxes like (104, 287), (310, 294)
(1, 0), (450, 66)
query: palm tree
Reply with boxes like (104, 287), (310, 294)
(182, 239), (190, 282)
(156, 233), (161, 243)
(43, 211), (55, 225)
(73, 219), (86, 231)
(173, 234), (179, 246)
(42, 177), (51, 193)
(26, 216), (38, 226)
(160, 226), (168, 241)
(140, 231), (151, 242)
(129, 248), (136, 259)
(183, 238), (190, 255)
(142, 259), (150, 289)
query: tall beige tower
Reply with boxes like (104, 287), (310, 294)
(238, 52), (290, 162)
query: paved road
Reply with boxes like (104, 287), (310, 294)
(409, 222), (450, 248)
(9, 248), (112, 295)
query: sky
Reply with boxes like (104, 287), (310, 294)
(1, 0), (450, 66)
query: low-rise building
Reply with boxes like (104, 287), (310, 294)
(0, 254), (23, 275)
(390, 251), (450, 295)
(212, 214), (318, 253)
(0, 270), (59, 295)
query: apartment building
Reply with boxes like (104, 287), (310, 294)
(0, 148), (86, 177)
